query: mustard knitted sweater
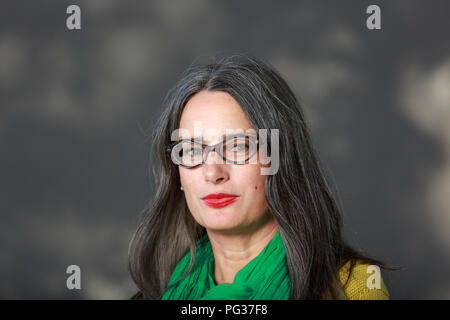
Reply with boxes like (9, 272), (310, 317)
(337, 259), (390, 300)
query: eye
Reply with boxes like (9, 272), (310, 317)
(232, 143), (249, 152)
(227, 137), (250, 152)
(185, 147), (203, 156)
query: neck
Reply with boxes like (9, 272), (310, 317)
(206, 215), (279, 285)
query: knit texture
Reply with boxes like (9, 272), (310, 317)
(338, 259), (390, 300)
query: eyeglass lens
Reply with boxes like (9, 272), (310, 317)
(173, 136), (258, 167)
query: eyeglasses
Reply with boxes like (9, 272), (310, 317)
(165, 134), (260, 168)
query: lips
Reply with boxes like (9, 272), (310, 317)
(202, 193), (239, 208)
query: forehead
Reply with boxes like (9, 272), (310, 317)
(178, 91), (254, 143)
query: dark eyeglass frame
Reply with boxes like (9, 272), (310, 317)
(165, 134), (261, 169)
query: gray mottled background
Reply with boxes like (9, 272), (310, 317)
(1, 0), (449, 299)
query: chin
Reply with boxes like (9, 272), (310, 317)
(202, 217), (242, 232)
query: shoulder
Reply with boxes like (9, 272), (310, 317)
(338, 259), (390, 300)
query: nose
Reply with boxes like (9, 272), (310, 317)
(203, 148), (229, 184)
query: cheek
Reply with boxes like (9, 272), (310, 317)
(253, 181), (266, 202)
(253, 173), (268, 205)
(241, 169), (266, 200)
(179, 167), (195, 186)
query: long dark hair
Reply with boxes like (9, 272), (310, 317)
(128, 54), (397, 300)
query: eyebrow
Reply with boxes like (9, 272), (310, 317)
(178, 132), (257, 144)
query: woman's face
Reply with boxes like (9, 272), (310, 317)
(178, 90), (271, 233)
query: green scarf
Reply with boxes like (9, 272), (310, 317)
(161, 230), (291, 300)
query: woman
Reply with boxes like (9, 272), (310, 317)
(128, 54), (394, 300)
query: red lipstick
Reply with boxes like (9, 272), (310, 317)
(202, 193), (239, 208)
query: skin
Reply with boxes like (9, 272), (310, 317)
(178, 90), (279, 285)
